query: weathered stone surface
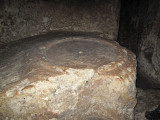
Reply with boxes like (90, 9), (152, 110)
(0, 0), (120, 43)
(0, 33), (136, 120)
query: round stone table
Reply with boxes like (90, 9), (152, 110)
(0, 33), (137, 120)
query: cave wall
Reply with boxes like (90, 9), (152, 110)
(118, 0), (160, 89)
(0, 0), (120, 43)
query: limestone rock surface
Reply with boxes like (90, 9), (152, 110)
(0, 0), (120, 43)
(0, 33), (136, 120)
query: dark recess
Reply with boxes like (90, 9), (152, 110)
(118, 0), (160, 90)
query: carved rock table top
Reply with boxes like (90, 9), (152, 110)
(0, 32), (137, 120)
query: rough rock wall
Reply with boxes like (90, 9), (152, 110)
(0, 0), (120, 43)
(137, 0), (160, 89)
(118, 0), (160, 89)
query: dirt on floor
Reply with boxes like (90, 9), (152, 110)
(135, 88), (160, 120)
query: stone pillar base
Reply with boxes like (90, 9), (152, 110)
(0, 35), (137, 120)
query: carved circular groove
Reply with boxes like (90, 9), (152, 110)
(45, 39), (117, 68)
